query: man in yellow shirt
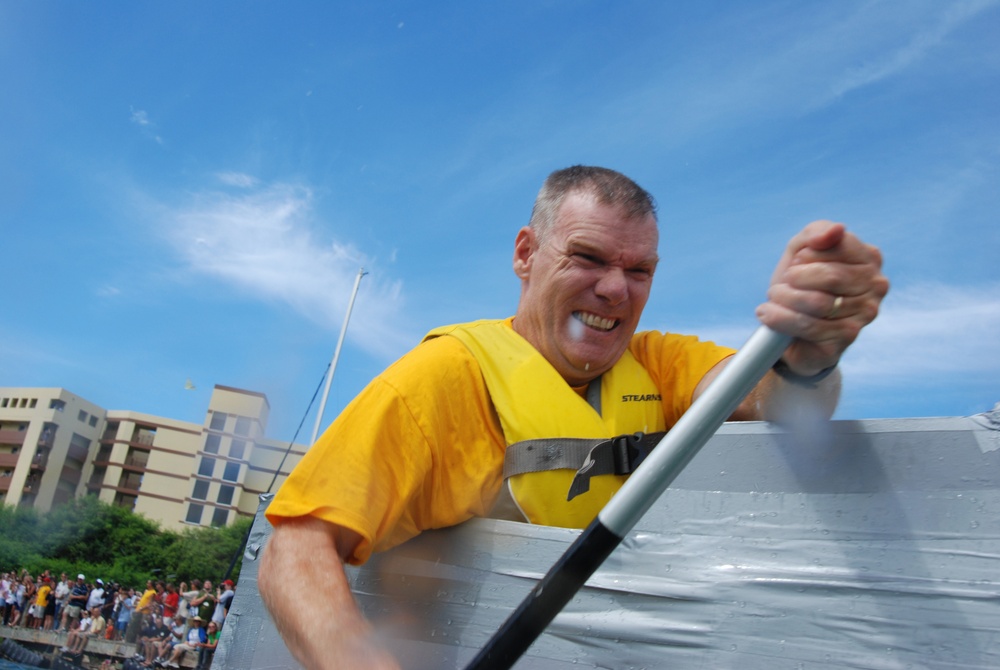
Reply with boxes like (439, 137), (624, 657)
(32, 578), (52, 630)
(259, 165), (889, 669)
(125, 580), (157, 646)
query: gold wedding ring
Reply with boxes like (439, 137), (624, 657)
(828, 295), (844, 319)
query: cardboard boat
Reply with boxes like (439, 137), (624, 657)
(215, 408), (1000, 669)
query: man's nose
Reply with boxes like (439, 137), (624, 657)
(595, 266), (628, 304)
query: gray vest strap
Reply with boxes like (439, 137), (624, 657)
(502, 431), (666, 501)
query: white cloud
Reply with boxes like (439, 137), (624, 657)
(216, 172), (260, 189)
(129, 106), (164, 144)
(554, 1), (999, 154)
(96, 285), (121, 297)
(822, 0), (998, 104)
(158, 180), (412, 359)
(651, 281), (1000, 391)
(130, 107), (151, 126)
(842, 281), (1000, 382)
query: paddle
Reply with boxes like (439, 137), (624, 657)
(464, 325), (792, 670)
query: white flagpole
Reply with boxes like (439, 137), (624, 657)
(310, 267), (367, 445)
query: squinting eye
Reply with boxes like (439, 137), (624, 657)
(572, 253), (603, 267)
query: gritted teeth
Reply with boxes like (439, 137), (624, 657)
(574, 311), (619, 331)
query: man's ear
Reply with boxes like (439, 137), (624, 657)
(513, 226), (536, 280)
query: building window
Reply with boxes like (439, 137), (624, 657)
(186, 504), (204, 524)
(29, 398), (37, 409)
(78, 410), (88, 422)
(211, 508), (229, 527)
(230, 440), (246, 460)
(198, 457), (215, 478)
(95, 444), (113, 463)
(192, 479), (210, 500)
(222, 462), (240, 482)
(88, 415), (98, 427)
(209, 412), (227, 431)
(204, 434), (221, 454)
(50, 399), (66, 412)
(217, 485), (235, 506)
(113, 493), (137, 510)
(0, 399), (7, 408)
(126, 448), (149, 468)
(234, 416), (251, 436)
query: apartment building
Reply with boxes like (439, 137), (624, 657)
(0, 385), (306, 531)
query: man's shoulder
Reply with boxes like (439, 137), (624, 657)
(374, 325), (486, 393)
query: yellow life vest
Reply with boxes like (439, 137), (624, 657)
(425, 319), (666, 528)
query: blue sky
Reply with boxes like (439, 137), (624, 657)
(2, 1), (998, 442)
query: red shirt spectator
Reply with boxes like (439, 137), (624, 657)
(162, 584), (179, 619)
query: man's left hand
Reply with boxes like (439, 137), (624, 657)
(756, 220), (889, 376)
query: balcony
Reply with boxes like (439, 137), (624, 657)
(67, 443), (89, 462)
(0, 478), (10, 493)
(0, 452), (20, 469)
(31, 453), (48, 470)
(0, 429), (26, 447)
(58, 466), (82, 487)
(116, 477), (142, 494)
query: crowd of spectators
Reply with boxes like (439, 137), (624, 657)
(0, 569), (234, 668)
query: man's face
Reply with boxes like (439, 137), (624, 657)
(204, 580), (212, 591)
(513, 191), (658, 386)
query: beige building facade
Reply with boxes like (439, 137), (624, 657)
(0, 385), (306, 531)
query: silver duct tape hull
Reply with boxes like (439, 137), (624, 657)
(216, 414), (1000, 669)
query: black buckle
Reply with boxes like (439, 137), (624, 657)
(567, 432), (647, 501)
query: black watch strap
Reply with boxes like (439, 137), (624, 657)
(772, 359), (837, 388)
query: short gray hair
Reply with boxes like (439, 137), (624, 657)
(528, 166), (657, 241)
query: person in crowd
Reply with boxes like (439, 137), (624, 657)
(259, 165), (889, 668)
(33, 576), (54, 630)
(86, 578), (106, 617)
(196, 620), (221, 670)
(62, 605), (105, 655)
(191, 580), (216, 624)
(154, 581), (166, 614)
(101, 581), (119, 626)
(177, 580), (198, 622)
(212, 580), (235, 628)
(133, 612), (169, 664)
(127, 579), (157, 643)
(152, 613), (188, 667)
(114, 587), (135, 641)
(0, 572), (12, 626)
(61, 574), (89, 632)
(163, 615), (207, 669)
(53, 572), (73, 629)
(1, 573), (17, 626)
(16, 572), (35, 628)
(54, 572), (70, 624)
(161, 582), (179, 621)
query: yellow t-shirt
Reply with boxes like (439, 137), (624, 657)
(136, 588), (157, 613)
(36, 584), (51, 608)
(266, 320), (732, 565)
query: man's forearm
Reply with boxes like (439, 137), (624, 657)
(752, 366), (841, 423)
(259, 517), (399, 670)
(700, 355), (841, 423)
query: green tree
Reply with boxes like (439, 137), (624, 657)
(0, 504), (43, 572)
(0, 497), (248, 587)
(163, 517), (252, 583)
